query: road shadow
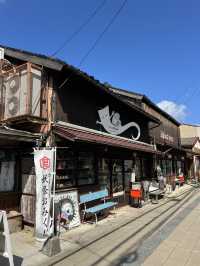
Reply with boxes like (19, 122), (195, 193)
(0, 255), (23, 266)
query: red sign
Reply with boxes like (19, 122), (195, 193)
(40, 156), (50, 170)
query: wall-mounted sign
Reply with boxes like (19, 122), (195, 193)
(160, 131), (174, 143)
(55, 190), (80, 231)
(97, 106), (141, 140)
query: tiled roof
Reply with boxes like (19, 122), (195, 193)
(1, 44), (160, 124)
(181, 137), (199, 147)
(54, 122), (160, 154)
(110, 86), (180, 126)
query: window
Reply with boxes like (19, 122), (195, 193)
(161, 160), (167, 176)
(98, 158), (110, 193)
(141, 158), (152, 180)
(176, 160), (182, 175)
(135, 158), (142, 181)
(0, 160), (15, 192)
(77, 152), (95, 186)
(124, 160), (133, 190)
(135, 157), (149, 180)
(166, 160), (173, 175)
(112, 159), (123, 193)
(56, 151), (76, 189)
(161, 159), (173, 176)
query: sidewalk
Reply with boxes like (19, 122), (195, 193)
(141, 188), (200, 266)
(5, 184), (196, 266)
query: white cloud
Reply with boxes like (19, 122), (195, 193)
(157, 100), (187, 121)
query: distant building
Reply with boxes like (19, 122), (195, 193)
(180, 124), (200, 181)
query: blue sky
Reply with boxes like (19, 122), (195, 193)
(0, 0), (199, 124)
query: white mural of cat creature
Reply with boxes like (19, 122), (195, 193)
(96, 106), (141, 141)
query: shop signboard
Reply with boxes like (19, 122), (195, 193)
(34, 148), (56, 241)
(97, 105), (141, 140)
(160, 131), (174, 143)
(55, 190), (80, 231)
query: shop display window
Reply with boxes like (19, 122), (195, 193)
(98, 158), (110, 193)
(56, 151), (76, 189)
(77, 152), (95, 186)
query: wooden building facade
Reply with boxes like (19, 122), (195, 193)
(53, 71), (160, 198)
(0, 46), (57, 225)
(0, 45), (162, 226)
(109, 87), (186, 180)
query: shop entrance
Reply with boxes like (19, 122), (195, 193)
(98, 158), (135, 196)
(111, 159), (124, 194)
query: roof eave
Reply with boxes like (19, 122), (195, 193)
(2, 45), (65, 71)
(142, 95), (180, 126)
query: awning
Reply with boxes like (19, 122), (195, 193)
(0, 125), (42, 142)
(54, 122), (159, 154)
(182, 148), (200, 157)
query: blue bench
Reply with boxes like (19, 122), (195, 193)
(79, 189), (117, 224)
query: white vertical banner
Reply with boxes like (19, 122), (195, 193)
(34, 147), (56, 241)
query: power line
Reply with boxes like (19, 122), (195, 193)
(59, 0), (128, 88)
(77, 0), (128, 67)
(51, 0), (107, 57)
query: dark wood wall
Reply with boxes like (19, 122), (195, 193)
(54, 74), (151, 143)
(144, 103), (180, 148)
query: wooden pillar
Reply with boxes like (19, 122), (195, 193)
(40, 75), (55, 146)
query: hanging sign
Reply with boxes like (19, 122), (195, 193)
(55, 190), (80, 231)
(0, 210), (14, 266)
(34, 148), (56, 241)
(97, 106), (141, 140)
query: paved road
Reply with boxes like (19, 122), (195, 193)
(140, 191), (200, 266)
(52, 186), (200, 266)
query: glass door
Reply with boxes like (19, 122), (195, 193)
(124, 160), (134, 192)
(112, 159), (124, 193)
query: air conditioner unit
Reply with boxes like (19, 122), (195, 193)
(4, 64), (42, 120)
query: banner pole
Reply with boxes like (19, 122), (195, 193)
(52, 146), (56, 235)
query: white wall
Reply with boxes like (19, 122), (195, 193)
(180, 124), (200, 138)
